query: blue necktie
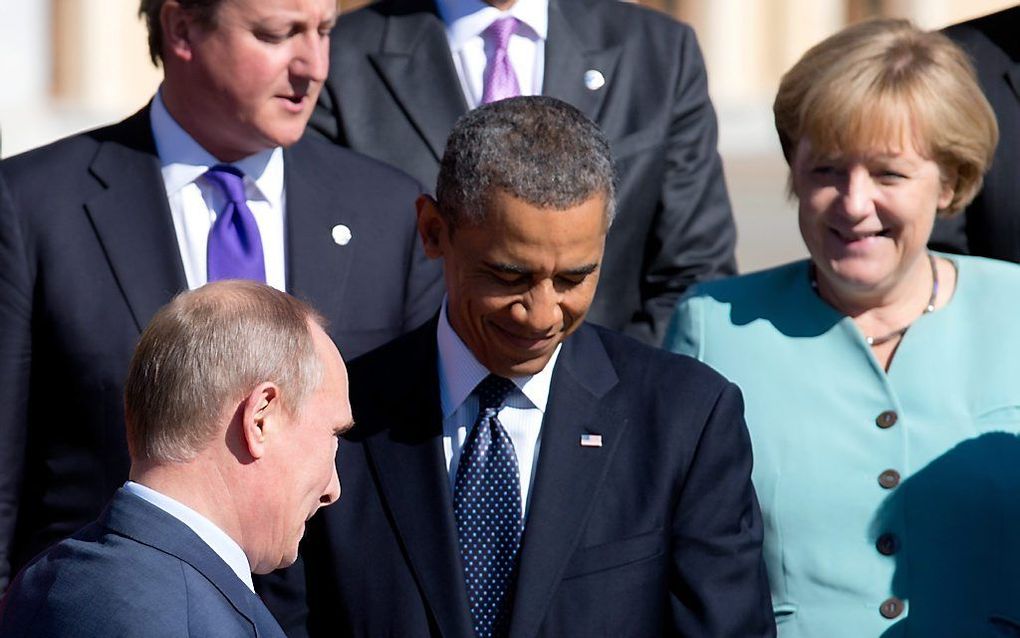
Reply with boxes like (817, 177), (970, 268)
(453, 374), (522, 638)
(204, 164), (266, 282)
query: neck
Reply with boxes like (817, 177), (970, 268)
(159, 81), (250, 163)
(130, 460), (246, 553)
(815, 253), (935, 328)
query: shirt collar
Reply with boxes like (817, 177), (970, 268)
(123, 480), (255, 592)
(436, 298), (560, 418)
(438, 0), (548, 51)
(149, 88), (284, 208)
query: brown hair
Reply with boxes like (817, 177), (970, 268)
(138, 0), (222, 66)
(773, 18), (998, 215)
(125, 281), (326, 463)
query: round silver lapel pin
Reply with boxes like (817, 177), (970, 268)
(584, 69), (605, 91)
(331, 224), (353, 246)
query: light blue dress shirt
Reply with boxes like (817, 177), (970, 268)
(665, 255), (1020, 637)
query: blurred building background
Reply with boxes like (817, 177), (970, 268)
(0, 0), (1014, 270)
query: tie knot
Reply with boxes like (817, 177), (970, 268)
(205, 164), (247, 205)
(482, 16), (518, 51)
(475, 374), (516, 412)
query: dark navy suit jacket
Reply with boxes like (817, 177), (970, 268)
(0, 108), (444, 587)
(0, 488), (285, 637)
(263, 320), (775, 637)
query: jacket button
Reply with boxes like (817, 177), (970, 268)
(876, 533), (898, 556)
(880, 597), (904, 619)
(876, 411), (898, 428)
(878, 469), (901, 489)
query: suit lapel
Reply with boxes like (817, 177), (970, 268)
(543, 0), (621, 125)
(105, 489), (283, 637)
(361, 321), (476, 637)
(1005, 63), (1020, 104)
(508, 325), (624, 638)
(369, 1), (467, 162)
(282, 139), (357, 323)
(84, 107), (187, 332)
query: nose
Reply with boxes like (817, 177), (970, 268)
(841, 166), (876, 220)
(320, 463), (341, 506)
(510, 280), (563, 334)
(291, 31), (330, 83)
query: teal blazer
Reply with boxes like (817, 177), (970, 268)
(665, 255), (1020, 637)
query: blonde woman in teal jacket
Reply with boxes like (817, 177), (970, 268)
(666, 19), (1020, 637)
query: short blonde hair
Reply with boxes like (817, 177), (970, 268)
(125, 281), (326, 463)
(774, 18), (998, 215)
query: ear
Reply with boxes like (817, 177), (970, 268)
(160, 0), (196, 63)
(416, 194), (449, 259)
(240, 382), (282, 461)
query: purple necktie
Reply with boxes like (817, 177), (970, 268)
(481, 17), (521, 104)
(204, 164), (266, 283)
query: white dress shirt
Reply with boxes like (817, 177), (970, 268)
(438, 0), (548, 108)
(149, 89), (287, 292)
(123, 481), (255, 592)
(437, 301), (560, 520)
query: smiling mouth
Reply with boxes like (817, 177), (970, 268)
(491, 323), (558, 351)
(831, 227), (891, 242)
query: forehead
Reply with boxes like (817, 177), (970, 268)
(459, 192), (607, 258)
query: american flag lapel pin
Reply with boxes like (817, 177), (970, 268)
(580, 433), (603, 448)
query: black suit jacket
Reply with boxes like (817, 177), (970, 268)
(0, 107), (443, 587)
(0, 489), (285, 637)
(311, 0), (737, 344)
(930, 6), (1020, 259)
(265, 320), (774, 636)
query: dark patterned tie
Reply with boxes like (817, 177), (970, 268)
(453, 374), (522, 638)
(204, 164), (266, 282)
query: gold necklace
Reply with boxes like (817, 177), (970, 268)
(810, 253), (939, 346)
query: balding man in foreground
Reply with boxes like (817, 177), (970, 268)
(0, 281), (353, 637)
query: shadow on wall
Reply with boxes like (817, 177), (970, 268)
(871, 431), (1020, 637)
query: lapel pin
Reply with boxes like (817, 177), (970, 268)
(584, 69), (605, 91)
(331, 224), (352, 246)
(580, 433), (603, 448)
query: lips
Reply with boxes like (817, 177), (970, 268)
(491, 322), (558, 353)
(830, 227), (890, 243)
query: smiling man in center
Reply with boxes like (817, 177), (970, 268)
(264, 96), (774, 637)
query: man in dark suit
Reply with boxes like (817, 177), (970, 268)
(930, 5), (1020, 259)
(0, 281), (354, 636)
(310, 0), (737, 345)
(0, 0), (442, 589)
(266, 97), (773, 636)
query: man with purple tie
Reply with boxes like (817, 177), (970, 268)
(0, 0), (442, 589)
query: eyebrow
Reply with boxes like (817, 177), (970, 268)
(485, 261), (599, 277)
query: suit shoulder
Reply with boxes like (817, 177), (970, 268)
(292, 134), (423, 191)
(587, 323), (731, 392)
(944, 6), (1020, 54)
(682, 260), (809, 308)
(570, 0), (695, 42)
(1, 529), (190, 633)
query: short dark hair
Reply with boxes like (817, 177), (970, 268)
(139, 0), (222, 66)
(436, 96), (616, 227)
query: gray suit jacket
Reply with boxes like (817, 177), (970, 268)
(0, 488), (285, 637)
(311, 0), (737, 344)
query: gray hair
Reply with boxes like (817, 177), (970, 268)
(138, 0), (223, 66)
(435, 96), (616, 227)
(125, 281), (326, 463)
